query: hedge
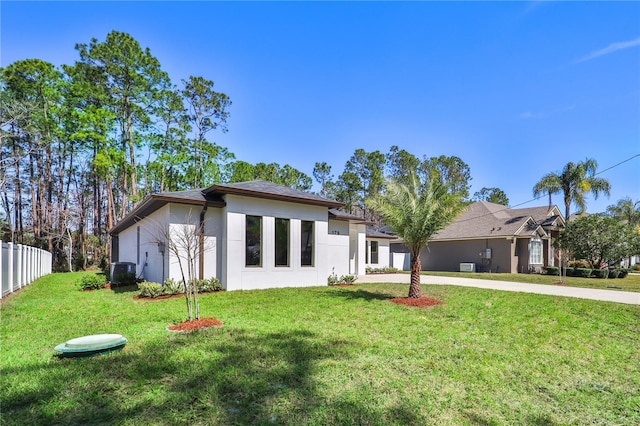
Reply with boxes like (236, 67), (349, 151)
(574, 268), (593, 278)
(591, 269), (609, 279)
(545, 266), (560, 276)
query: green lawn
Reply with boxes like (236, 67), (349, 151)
(421, 270), (640, 293)
(2, 272), (639, 425)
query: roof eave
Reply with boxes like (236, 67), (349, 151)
(109, 195), (225, 235)
(208, 185), (344, 208)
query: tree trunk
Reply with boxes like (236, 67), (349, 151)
(409, 252), (422, 298)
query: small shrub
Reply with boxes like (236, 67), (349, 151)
(564, 267), (574, 277)
(328, 268), (340, 285)
(138, 281), (164, 298)
(113, 272), (136, 286)
(545, 266), (560, 276)
(197, 277), (222, 293)
(339, 275), (357, 284)
(163, 278), (185, 295)
(78, 273), (107, 290)
(328, 269), (357, 285)
(574, 268), (593, 278)
(608, 269), (620, 279)
(618, 269), (629, 279)
(591, 269), (609, 279)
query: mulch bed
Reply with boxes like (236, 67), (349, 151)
(167, 317), (223, 332)
(390, 297), (444, 308)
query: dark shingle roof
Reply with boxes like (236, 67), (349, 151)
(328, 208), (373, 224)
(432, 201), (550, 241)
(204, 181), (343, 208)
(366, 226), (396, 239)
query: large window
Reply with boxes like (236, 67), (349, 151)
(246, 215), (262, 267)
(275, 218), (290, 267)
(529, 238), (543, 265)
(370, 241), (379, 264)
(301, 220), (314, 266)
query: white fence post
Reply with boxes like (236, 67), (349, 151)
(0, 241), (52, 298)
(0, 242), (3, 300)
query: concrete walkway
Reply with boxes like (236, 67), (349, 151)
(357, 273), (640, 305)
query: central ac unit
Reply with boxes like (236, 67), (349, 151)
(459, 262), (476, 272)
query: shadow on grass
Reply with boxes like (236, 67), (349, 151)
(109, 284), (138, 294)
(325, 287), (396, 302)
(2, 327), (420, 424)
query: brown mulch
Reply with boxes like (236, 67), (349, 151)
(553, 281), (569, 286)
(390, 297), (444, 308)
(167, 317), (223, 332)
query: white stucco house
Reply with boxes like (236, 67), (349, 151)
(365, 227), (394, 269)
(109, 181), (371, 291)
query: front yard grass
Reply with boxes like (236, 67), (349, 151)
(422, 270), (640, 293)
(1, 272), (639, 425)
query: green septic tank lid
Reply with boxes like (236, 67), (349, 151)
(55, 334), (128, 358)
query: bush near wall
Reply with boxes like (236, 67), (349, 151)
(591, 269), (609, 279)
(138, 281), (164, 298)
(545, 266), (560, 276)
(618, 269), (629, 279)
(78, 274), (107, 290)
(565, 267), (575, 277)
(608, 270), (620, 279)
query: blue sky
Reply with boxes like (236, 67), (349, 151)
(2, 1), (639, 214)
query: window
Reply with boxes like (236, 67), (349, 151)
(371, 241), (379, 264)
(301, 221), (314, 266)
(246, 215), (262, 267)
(275, 218), (290, 267)
(529, 238), (543, 265)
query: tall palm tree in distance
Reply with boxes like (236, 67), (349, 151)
(606, 197), (640, 227)
(607, 197), (640, 267)
(367, 172), (465, 298)
(533, 158), (611, 220)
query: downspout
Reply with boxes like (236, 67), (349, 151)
(199, 204), (208, 280)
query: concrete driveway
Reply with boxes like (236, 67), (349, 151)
(357, 273), (640, 305)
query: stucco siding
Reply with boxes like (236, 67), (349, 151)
(421, 239), (515, 273)
(366, 238), (390, 269)
(222, 194), (331, 291)
(327, 219), (351, 276)
(117, 205), (170, 283)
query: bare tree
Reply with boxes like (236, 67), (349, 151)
(149, 208), (213, 321)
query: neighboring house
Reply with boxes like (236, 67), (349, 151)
(390, 201), (565, 273)
(109, 181), (369, 291)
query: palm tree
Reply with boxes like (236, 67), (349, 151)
(533, 158), (611, 220)
(367, 172), (466, 298)
(607, 197), (640, 226)
(607, 197), (640, 267)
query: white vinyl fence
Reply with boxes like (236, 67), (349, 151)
(1, 241), (52, 299)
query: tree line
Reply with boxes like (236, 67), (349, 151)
(0, 31), (311, 270)
(0, 31), (509, 272)
(14, 30), (634, 274)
